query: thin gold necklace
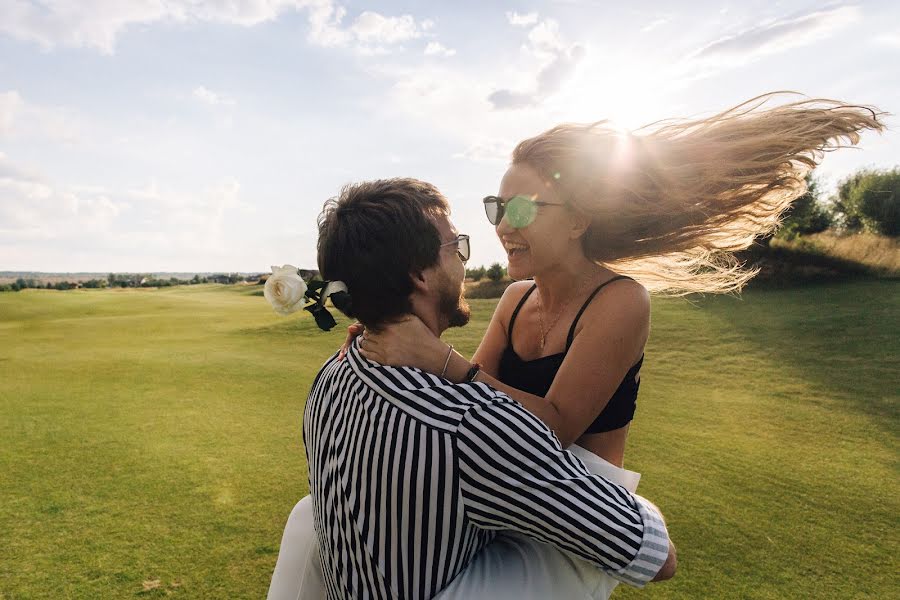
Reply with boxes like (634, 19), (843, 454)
(536, 275), (597, 349)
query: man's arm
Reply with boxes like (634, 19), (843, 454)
(654, 541), (677, 581)
(639, 496), (677, 581)
(456, 395), (674, 588)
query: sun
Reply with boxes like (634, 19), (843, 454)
(547, 48), (673, 131)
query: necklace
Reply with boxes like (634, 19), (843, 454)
(536, 274), (597, 349)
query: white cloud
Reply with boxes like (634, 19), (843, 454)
(0, 90), (83, 143)
(641, 18), (668, 33)
(691, 5), (861, 65)
(303, 4), (437, 54)
(370, 62), (499, 141)
(0, 91), (25, 135)
(487, 19), (585, 110)
(306, 1), (351, 47)
(0, 1), (438, 56)
(350, 11), (422, 44)
(527, 19), (565, 53)
(0, 0), (312, 54)
(453, 139), (510, 163)
(0, 151), (250, 267)
(874, 32), (900, 48)
(424, 41), (456, 57)
(193, 86), (236, 106)
(507, 11), (539, 27)
(0, 154), (124, 237)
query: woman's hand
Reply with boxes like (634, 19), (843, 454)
(337, 322), (364, 361)
(358, 315), (448, 375)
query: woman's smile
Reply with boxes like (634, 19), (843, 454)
(503, 239), (530, 259)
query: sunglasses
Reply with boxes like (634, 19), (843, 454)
(440, 234), (470, 263)
(482, 195), (565, 228)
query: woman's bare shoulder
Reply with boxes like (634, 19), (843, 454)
(498, 280), (535, 310)
(578, 278), (650, 334)
(501, 279), (535, 300)
(490, 280), (535, 326)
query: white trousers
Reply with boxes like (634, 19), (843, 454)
(267, 445), (641, 600)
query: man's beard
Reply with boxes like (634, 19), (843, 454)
(439, 276), (470, 329)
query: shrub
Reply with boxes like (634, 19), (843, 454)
(486, 263), (506, 282)
(834, 168), (900, 237)
(466, 266), (486, 281)
(779, 173), (832, 240)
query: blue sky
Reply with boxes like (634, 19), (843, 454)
(1, 0), (897, 272)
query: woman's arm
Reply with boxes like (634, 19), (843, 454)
(360, 281), (649, 448)
(442, 281), (649, 447)
(471, 281), (533, 377)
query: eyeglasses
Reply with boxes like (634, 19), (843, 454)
(482, 195), (565, 228)
(440, 234), (470, 263)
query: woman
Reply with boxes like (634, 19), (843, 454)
(355, 93), (884, 468)
(268, 93), (883, 599)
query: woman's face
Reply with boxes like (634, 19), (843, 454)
(496, 163), (581, 280)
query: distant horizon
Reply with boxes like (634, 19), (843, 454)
(1, 270), (275, 276)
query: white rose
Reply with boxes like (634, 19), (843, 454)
(264, 265), (308, 315)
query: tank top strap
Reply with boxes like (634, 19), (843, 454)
(565, 276), (634, 350)
(507, 283), (538, 339)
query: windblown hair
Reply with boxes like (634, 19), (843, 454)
(317, 178), (449, 329)
(512, 92), (886, 294)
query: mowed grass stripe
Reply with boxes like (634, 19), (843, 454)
(1, 282), (897, 598)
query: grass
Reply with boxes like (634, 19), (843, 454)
(1, 282), (898, 598)
(771, 232), (900, 277)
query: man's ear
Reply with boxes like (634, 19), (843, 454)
(410, 269), (430, 295)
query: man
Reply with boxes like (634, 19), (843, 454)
(279, 178), (675, 599)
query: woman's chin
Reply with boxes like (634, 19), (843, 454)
(506, 257), (532, 281)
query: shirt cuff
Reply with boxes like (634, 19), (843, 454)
(611, 495), (671, 588)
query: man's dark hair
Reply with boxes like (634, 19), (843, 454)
(317, 178), (450, 330)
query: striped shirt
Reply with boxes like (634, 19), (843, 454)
(303, 340), (670, 599)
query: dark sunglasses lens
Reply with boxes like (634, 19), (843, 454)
(458, 237), (470, 262)
(483, 198), (501, 225)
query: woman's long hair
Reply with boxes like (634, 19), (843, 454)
(511, 92), (886, 294)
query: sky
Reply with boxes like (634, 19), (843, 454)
(1, 0), (898, 273)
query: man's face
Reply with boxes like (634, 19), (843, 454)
(433, 215), (470, 329)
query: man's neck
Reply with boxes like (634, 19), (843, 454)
(409, 295), (445, 338)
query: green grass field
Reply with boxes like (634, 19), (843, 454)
(1, 282), (897, 599)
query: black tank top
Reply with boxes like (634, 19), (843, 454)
(497, 276), (642, 434)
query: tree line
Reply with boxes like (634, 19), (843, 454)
(778, 167), (900, 239)
(465, 263), (507, 282)
(0, 273), (260, 292)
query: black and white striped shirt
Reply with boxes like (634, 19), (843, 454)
(304, 340), (670, 599)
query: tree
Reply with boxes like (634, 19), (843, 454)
(834, 168), (900, 236)
(486, 263), (506, 282)
(778, 173), (832, 239)
(466, 266), (486, 281)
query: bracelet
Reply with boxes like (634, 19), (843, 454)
(440, 344), (454, 378)
(464, 362), (482, 383)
